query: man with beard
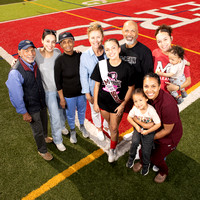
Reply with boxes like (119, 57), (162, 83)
(120, 20), (154, 89)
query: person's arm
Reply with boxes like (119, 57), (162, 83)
(127, 115), (141, 133)
(154, 123), (174, 140)
(57, 89), (66, 109)
(141, 122), (161, 135)
(166, 76), (191, 92)
(157, 71), (174, 78)
(93, 81), (100, 113)
(115, 85), (134, 116)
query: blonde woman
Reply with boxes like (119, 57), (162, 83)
(80, 22), (109, 141)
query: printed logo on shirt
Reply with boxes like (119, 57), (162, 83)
(137, 116), (153, 123)
(102, 71), (121, 93)
(120, 56), (137, 65)
(155, 61), (171, 81)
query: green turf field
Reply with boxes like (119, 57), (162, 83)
(0, 0), (200, 199)
(0, 0), (122, 22)
(1, 57), (200, 200)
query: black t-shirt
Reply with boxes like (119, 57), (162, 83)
(120, 41), (153, 89)
(54, 51), (82, 98)
(91, 59), (135, 112)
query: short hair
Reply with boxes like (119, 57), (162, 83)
(132, 88), (148, 99)
(143, 72), (161, 86)
(155, 24), (173, 37)
(87, 22), (104, 37)
(104, 38), (120, 47)
(168, 45), (184, 60)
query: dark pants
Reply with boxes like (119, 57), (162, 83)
(151, 143), (176, 175)
(29, 108), (48, 153)
(129, 129), (155, 168)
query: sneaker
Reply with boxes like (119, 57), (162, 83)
(177, 96), (184, 104)
(103, 127), (111, 136)
(152, 165), (159, 172)
(133, 162), (142, 172)
(80, 126), (89, 138)
(181, 91), (188, 98)
(141, 164), (150, 176)
(126, 157), (135, 168)
(56, 143), (66, 151)
(38, 151), (53, 161)
(123, 132), (133, 141)
(97, 130), (105, 141)
(70, 130), (77, 144)
(62, 128), (69, 135)
(154, 173), (167, 183)
(45, 137), (53, 143)
(108, 149), (117, 163)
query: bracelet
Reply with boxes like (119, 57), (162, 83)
(178, 85), (181, 90)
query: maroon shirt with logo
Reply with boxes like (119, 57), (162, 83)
(150, 89), (183, 146)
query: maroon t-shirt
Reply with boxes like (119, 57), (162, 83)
(150, 89), (183, 146)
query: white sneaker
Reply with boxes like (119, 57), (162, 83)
(97, 130), (105, 141)
(103, 127), (111, 136)
(80, 126), (89, 138)
(62, 128), (69, 135)
(70, 131), (77, 144)
(108, 149), (117, 163)
(56, 143), (66, 151)
(123, 132), (133, 141)
(152, 165), (159, 172)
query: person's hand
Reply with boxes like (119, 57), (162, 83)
(114, 104), (124, 117)
(135, 125), (141, 133)
(94, 103), (100, 113)
(141, 129), (148, 135)
(86, 94), (94, 104)
(166, 82), (179, 92)
(23, 112), (32, 123)
(60, 98), (66, 109)
(156, 71), (162, 76)
(11, 58), (17, 67)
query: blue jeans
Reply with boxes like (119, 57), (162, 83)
(65, 95), (86, 130)
(45, 91), (66, 144)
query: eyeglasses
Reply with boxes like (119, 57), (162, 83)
(43, 29), (56, 35)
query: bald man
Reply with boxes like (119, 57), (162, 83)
(120, 21), (153, 89)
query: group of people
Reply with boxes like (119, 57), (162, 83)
(6, 20), (191, 183)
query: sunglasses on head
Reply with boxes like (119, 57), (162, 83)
(43, 29), (56, 35)
(89, 24), (102, 28)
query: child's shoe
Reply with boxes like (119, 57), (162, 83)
(177, 96), (184, 104)
(181, 91), (188, 98)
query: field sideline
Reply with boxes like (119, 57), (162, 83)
(0, 0), (200, 200)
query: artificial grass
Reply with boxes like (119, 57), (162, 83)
(0, 0), (122, 22)
(0, 58), (200, 200)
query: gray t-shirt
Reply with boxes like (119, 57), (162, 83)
(35, 48), (61, 91)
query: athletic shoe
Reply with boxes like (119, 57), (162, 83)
(70, 130), (77, 144)
(126, 157), (135, 168)
(80, 126), (89, 138)
(38, 151), (53, 161)
(123, 132), (133, 141)
(103, 127), (111, 136)
(56, 143), (66, 151)
(152, 165), (159, 172)
(141, 164), (150, 176)
(108, 149), (117, 163)
(154, 173), (167, 183)
(181, 91), (188, 98)
(45, 137), (53, 143)
(62, 128), (69, 135)
(97, 130), (105, 141)
(177, 96), (184, 104)
(133, 162), (142, 172)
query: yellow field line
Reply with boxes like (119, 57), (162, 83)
(21, 148), (104, 200)
(23, 0), (200, 55)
